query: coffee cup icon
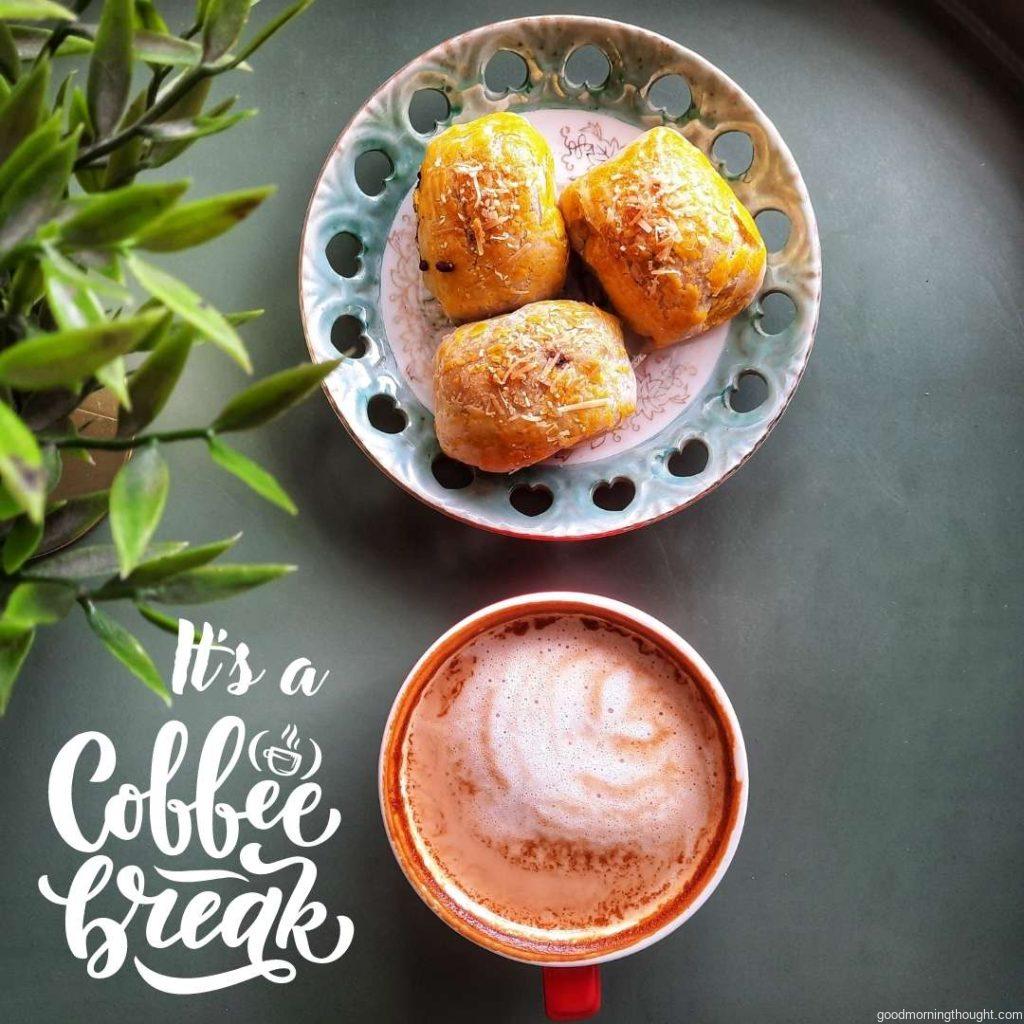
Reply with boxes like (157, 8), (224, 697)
(264, 745), (302, 777)
(248, 724), (321, 779)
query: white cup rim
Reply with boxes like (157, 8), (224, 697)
(378, 591), (749, 966)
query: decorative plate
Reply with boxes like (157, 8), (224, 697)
(299, 15), (821, 540)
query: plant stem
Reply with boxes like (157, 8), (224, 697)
(74, 66), (213, 169)
(52, 427), (211, 450)
(146, 65), (171, 108)
(142, 21), (203, 109)
(37, 23), (72, 63)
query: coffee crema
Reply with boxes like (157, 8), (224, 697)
(383, 611), (739, 959)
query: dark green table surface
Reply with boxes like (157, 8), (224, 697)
(2, 1), (1022, 1021)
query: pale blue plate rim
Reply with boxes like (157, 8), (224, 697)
(298, 15), (822, 540)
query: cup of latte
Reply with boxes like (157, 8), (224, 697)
(379, 593), (748, 1020)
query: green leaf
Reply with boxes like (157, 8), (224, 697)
(2, 581), (75, 628)
(8, 255), (44, 313)
(40, 249), (112, 332)
(136, 0), (167, 31)
(0, 23), (20, 83)
(126, 254), (251, 371)
(2, 515), (43, 572)
(30, 540), (185, 580)
(135, 0), (169, 34)
(59, 180), (190, 247)
(134, 30), (201, 67)
(109, 442), (168, 577)
(0, 628), (33, 716)
(94, 354), (129, 407)
(136, 601), (199, 641)
(132, 302), (179, 346)
(118, 316), (189, 435)
(0, 1), (75, 21)
(140, 562), (294, 604)
(37, 489), (107, 552)
(9, 26), (94, 60)
(0, 110), (61, 201)
(0, 56), (48, 165)
(0, 621), (27, 642)
(225, 308), (262, 326)
(42, 264), (104, 329)
(140, 106), (255, 143)
(0, 482), (22, 519)
(41, 441), (61, 489)
(207, 436), (296, 514)
(147, 72), (209, 167)
(67, 83), (92, 141)
(212, 360), (340, 432)
(0, 127), (78, 252)
(53, 67), (75, 111)
(83, 599), (170, 705)
(0, 311), (163, 390)
(40, 244), (132, 301)
(135, 185), (273, 252)
(202, 0), (250, 63)
(122, 532), (240, 586)
(87, 0), (133, 138)
(102, 85), (146, 187)
(0, 400), (44, 523)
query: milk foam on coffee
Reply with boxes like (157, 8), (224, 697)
(399, 613), (730, 946)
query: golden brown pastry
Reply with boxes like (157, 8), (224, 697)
(559, 126), (766, 347)
(433, 300), (636, 473)
(415, 112), (568, 322)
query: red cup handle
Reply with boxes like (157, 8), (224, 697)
(543, 966), (602, 1021)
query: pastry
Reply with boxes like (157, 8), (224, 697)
(415, 112), (568, 322)
(559, 126), (766, 346)
(433, 300), (636, 472)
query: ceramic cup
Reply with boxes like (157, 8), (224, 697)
(379, 593), (749, 1020)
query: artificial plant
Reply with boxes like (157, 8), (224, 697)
(0, 0), (334, 714)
